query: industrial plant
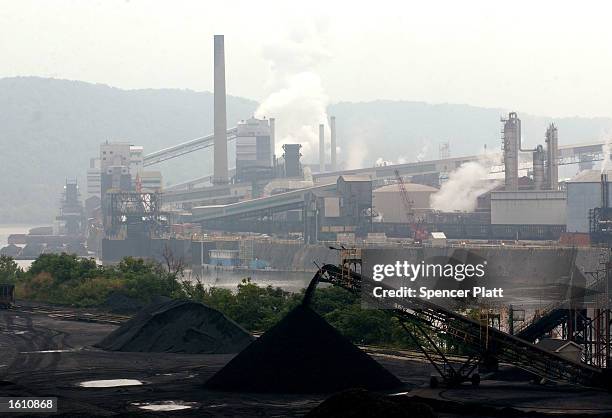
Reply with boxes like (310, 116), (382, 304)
(5, 29), (612, 417)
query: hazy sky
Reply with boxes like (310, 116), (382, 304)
(2, 0), (612, 117)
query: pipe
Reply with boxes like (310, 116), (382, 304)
(319, 124), (325, 173)
(270, 117), (276, 166)
(330, 116), (337, 171)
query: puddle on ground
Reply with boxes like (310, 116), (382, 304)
(132, 401), (198, 411)
(20, 349), (77, 354)
(207, 403), (228, 408)
(155, 372), (196, 378)
(79, 379), (144, 388)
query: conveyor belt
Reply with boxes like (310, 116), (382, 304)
(314, 264), (608, 389)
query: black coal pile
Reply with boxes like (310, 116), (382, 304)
(205, 304), (402, 393)
(96, 299), (253, 354)
(306, 389), (436, 418)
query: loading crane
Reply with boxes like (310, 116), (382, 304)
(394, 169), (427, 243)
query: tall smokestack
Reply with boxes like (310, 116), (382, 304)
(213, 35), (228, 185)
(319, 124), (325, 173)
(330, 116), (337, 171)
(270, 117), (276, 166)
(502, 112), (520, 191)
(545, 123), (558, 190)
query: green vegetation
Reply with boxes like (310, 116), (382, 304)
(5, 253), (419, 349)
(13, 254), (183, 307)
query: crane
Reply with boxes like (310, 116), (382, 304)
(394, 169), (427, 243)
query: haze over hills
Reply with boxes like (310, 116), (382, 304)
(2, 76), (612, 223)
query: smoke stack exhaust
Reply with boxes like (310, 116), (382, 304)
(319, 123), (325, 173)
(270, 117), (276, 165)
(213, 35), (229, 185)
(330, 116), (337, 171)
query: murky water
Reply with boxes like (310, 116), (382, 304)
(0, 224), (39, 269)
(79, 379), (144, 388)
(187, 267), (314, 293)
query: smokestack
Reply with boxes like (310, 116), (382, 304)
(533, 145), (545, 190)
(213, 35), (228, 185)
(502, 112), (520, 191)
(270, 117), (276, 166)
(330, 116), (337, 171)
(319, 124), (325, 173)
(545, 123), (558, 190)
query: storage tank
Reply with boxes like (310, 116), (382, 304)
(373, 183), (437, 223)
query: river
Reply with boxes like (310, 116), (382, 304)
(0, 224), (43, 270)
(188, 266), (314, 293)
(1, 224), (313, 292)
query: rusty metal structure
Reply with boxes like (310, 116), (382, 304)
(103, 191), (166, 239)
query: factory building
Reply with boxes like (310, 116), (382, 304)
(235, 117), (273, 183)
(490, 190), (567, 225)
(138, 171), (163, 192)
(373, 183), (437, 223)
(566, 170), (612, 233)
(86, 158), (101, 199)
(91, 142), (162, 199)
(487, 112), (566, 236)
(100, 142), (131, 169)
(280, 144), (303, 178)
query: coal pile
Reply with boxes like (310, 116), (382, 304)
(306, 389), (436, 418)
(96, 299), (253, 354)
(205, 304), (402, 393)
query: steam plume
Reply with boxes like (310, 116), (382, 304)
(254, 23), (331, 162)
(430, 158), (500, 212)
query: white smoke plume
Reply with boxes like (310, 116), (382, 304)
(375, 157), (393, 167)
(416, 143), (429, 162)
(430, 158), (500, 212)
(254, 22), (331, 162)
(346, 139), (368, 169)
(375, 156), (408, 167)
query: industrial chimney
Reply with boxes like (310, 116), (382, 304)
(532, 145), (545, 190)
(270, 117), (276, 166)
(330, 116), (337, 171)
(502, 112), (520, 191)
(319, 123), (325, 173)
(213, 35), (229, 185)
(545, 124), (558, 190)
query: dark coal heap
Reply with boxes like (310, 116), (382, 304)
(205, 304), (402, 393)
(96, 299), (253, 354)
(306, 389), (436, 418)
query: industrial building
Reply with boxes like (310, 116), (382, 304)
(373, 183), (437, 223)
(235, 117), (273, 183)
(490, 190), (567, 226)
(80, 31), (612, 266)
(567, 170), (612, 233)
